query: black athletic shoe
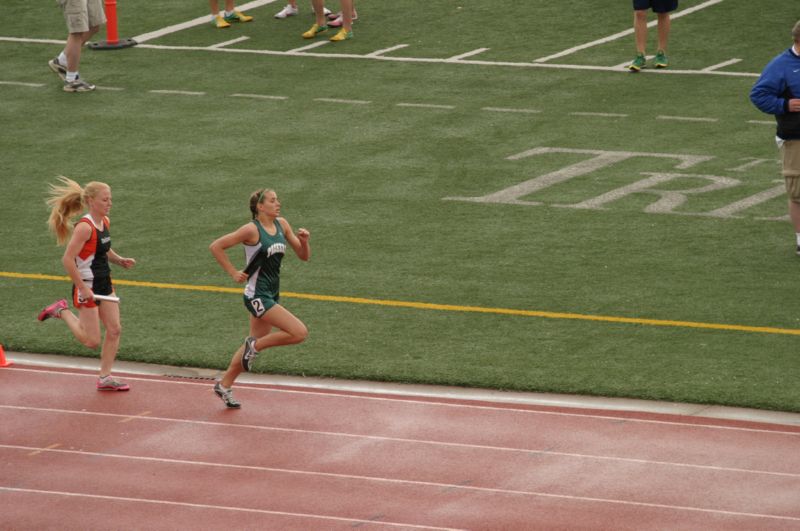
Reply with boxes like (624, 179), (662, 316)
(214, 382), (241, 408)
(241, 336), (258, 372)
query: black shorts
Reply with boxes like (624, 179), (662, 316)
(633, 0), (678, 13)
(72, 275), (113, 308)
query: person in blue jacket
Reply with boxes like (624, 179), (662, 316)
(750, 20), (800, 256)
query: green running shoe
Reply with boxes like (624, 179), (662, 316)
(653, 50), (669, 68)
(628, 53), (646, 72)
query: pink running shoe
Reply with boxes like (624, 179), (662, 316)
(97, 376), (130, 391)
(328, 11), (357, 27)
(38, 299), (67, 321)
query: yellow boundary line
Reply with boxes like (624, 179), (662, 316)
(3, 271), (800, 336)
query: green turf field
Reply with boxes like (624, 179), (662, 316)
(2, 0), (799, 412)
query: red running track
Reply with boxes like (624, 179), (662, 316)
(1, 364), (799, 530)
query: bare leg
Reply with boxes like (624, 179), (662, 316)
(60, 306), (102, 349)
(656, 12), (671, 52)
(253, 305), (308, 350)
(633, 10), (648, 54)
(220, 305), (307, 388)
(97, 301), (122, 377)
(340, 0), (354, 32)
(209, 0), (220, 15)
(311, 0), (325, 25)
(789, 199), (800, 232)
(64, 33), (84, 72)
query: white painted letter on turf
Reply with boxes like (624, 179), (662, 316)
(444, 147), (713, 206)
(559, 172), (740, 213)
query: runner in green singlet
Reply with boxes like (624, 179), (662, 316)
(209, 188), (311, 408)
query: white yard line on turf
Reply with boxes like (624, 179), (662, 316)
(209, 36), (250, 49)
(533, 0), (725, 63)
(231, 93), (288, 100)
(657, 115), (719, 123)
(0, 80), (44, 87)
(702, 58), (742, 72)
(132, 0), (280, 43)
(0, 36), (761, 78)
(570, 112), (628, 118)
(287, 41), (329, 53)
(397, 103), (456, 110)
(149, 89), (206, 96)
(482, 107), (542, 114)
(314, 97), (371, 105)
(366, 44), (409, 57)
(446, 48), (491, 62)
(0, 36), (64, 45)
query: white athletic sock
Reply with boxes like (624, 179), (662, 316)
(795, 233), (800, 246)
(58, 51), (67, 65)
(225, 10), (234, 16)
(66, 71), (78, 82)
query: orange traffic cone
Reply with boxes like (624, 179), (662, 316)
(0, 344), (11, 367)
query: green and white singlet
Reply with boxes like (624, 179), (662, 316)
(242, 219), (287, 317)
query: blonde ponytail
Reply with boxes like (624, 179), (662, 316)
(46, 177), (110, 245)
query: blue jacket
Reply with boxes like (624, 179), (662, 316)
(750, 47), (800, 140)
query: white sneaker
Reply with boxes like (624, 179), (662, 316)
(314, 5), (331, 16)
(274, 4), (298, 18)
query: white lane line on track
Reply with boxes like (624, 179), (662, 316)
(0, 486), (461, 530)
(2, 451), (798, 523)
(2, 408), (798, 478)
(5, 368), (800, 435)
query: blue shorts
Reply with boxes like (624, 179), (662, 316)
(633, 0), (678, 13)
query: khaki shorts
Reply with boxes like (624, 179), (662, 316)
(58, 0), (106, 34)
(781, 140), (800, 203)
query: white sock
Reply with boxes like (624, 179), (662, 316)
(66, 71), (78, 82)
(225, 10), (234, 16)
(58, 51), (67, 65)
(795, 233), (800, 246)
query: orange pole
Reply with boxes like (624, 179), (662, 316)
(104, 0), (119, 45)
